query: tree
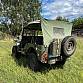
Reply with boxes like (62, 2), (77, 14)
(72, 17), (83, 30)
(0, 0), (41, 36)
(56, 16), (69, 22)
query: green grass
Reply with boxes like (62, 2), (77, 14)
(0, 38), (83, 83)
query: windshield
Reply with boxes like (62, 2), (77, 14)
(23, 29), (43, 36)
(22, 29), (43, 45)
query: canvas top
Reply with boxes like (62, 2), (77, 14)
(24, 18), (72, 47)
(41, 18), (72, 47)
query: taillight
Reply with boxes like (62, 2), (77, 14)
(41, 52), (48, 63)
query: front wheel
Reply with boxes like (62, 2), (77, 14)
(27, 53), (39, 71)
(12, 46), (20, 59)
(12, 46), (18, 57)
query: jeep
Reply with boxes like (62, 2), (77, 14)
(12, 19), (76, 71)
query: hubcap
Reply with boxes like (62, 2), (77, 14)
(66, 41), (74, 52)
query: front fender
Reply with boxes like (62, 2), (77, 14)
(24, 43), (35, 53)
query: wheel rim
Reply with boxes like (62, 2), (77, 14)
(66, 41), (74, 53)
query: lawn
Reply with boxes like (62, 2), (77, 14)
(0, 38), (83, 83)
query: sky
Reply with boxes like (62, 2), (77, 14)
(41, 0), (83, 21)
(0, 17), (11, 24)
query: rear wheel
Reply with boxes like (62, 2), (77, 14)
(27, 53), (39, 71)
(61, 36), (76, 57)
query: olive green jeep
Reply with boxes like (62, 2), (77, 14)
(12, 19), (76, 71)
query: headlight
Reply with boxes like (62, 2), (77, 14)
(16, 42), (20, 46)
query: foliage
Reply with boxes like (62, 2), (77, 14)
(72, 17), (83, 30)
(0, 31), (5, 40)
(0, 37), (83, 83)
(56, 16), (69, 22)
(0, 0), (41, 36)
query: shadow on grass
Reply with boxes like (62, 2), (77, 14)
(11, 54), (28, 67)
(11, 54), (66, 72)
(38, 60), (66, 73)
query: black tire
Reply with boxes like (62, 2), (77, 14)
(27, 53), (39, 71)
(12, 46), (20, 59)
(61, 36), (76, 57)
(57, 56), (67, 65)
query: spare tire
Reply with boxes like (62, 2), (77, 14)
(61, 36), (76, 57)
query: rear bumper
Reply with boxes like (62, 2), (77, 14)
(48, 55), (62, 64)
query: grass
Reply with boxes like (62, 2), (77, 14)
(0, 37), (83, 83)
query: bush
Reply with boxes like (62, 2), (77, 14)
(0, 31), (5, 40)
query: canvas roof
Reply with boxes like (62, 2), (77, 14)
(41, 18), (72, 46)
(24, 18), (72, 47)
